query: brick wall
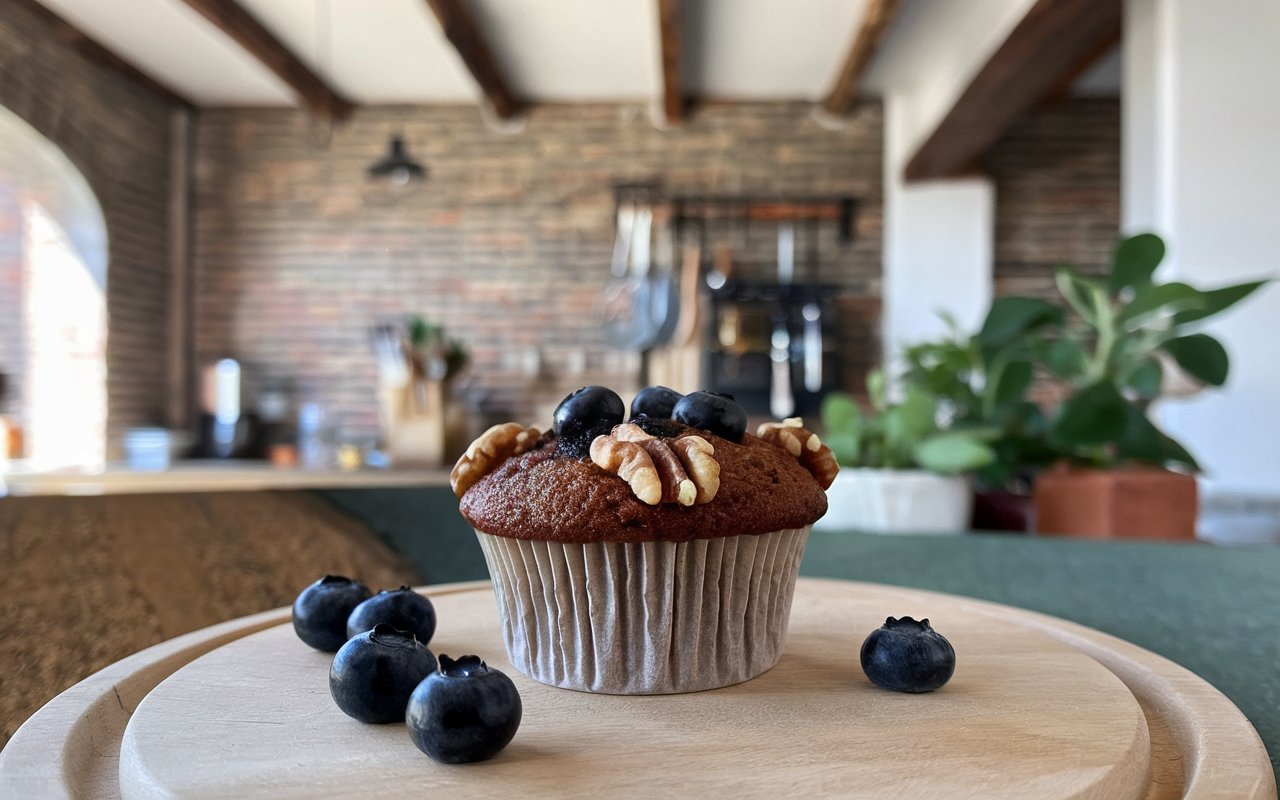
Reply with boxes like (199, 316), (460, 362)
(0, 1), (175, 457)
(194, 103), (884, 439)
(986, 98), (1121, 298)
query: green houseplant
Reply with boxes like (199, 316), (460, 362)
(1032, 233), (1268, 538)
(902, 301), (1064, 530)
(815, 371), (995, 534)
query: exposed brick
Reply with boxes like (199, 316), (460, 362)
(986, 98), (1121, 299)
(194, 104), (886, 438)
(0, 1), (175, 458)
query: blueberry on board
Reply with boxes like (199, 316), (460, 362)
(406, 654), (522, 764)
(292, 575), (372, 652)
(630, 386), (683, 420)
(860, 616), (956, 693)
(671, 391), (748, 442)
(553, 386), (625, 458)
(346, 586), (437, 645)
(329, 624), (437, 723)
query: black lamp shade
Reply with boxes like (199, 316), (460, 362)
(368, 135), (427, 185)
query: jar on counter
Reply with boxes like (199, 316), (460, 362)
(0, 373), (23, 464)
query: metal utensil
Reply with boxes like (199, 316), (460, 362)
(600, 202), (638, 348)
(802, 220), (823, 393)
(770, 221), (796, 418)
(770, 320), (794, 419)
(649, 206), (681, 346)
(627, 206), (661, 350)
(802, 302), (823, 393)
(777, 221), (795, 285)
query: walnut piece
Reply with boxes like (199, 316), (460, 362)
(450, 423), (541, 498)
(593, 423), (718, 505)
(757, 417), (839, 490)
(670, 435), (719, 504)
(590, 434), (662, 505)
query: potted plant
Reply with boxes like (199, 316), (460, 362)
(1032, 233), (1267, 538)
(902, 301), (1063, 531)
(815, 371), (996, 534)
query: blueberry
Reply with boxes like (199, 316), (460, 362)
(632, 416), (686, 438)
(553, 386), (625, 458)
(346, 586), (436, 645)
(860, 616), (956, 693)
(292, 575), (372, 652)
(406, 654), (522, 764)
(630, 386), (683, 420)
(329, 624), (437, 723)
(671, 391), (748, 442)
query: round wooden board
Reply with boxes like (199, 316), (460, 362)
(119, 580), (1161, 799)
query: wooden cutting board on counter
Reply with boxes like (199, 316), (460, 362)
(110, 579), (1274, 799)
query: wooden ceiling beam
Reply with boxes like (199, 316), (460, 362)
(422, 0), (522, 120)
(822, 0), (904, 117)
(657, 0), (685, 124)
(178, 0), (354, 121)
(15, 0), (194, 110)
(904, 0), (1122, 182)
(1041, 27), (1122, 104)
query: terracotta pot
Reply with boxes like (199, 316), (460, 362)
(1033, 465), (1197, 540)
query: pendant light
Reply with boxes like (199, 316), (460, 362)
(368, 135), (427, 185)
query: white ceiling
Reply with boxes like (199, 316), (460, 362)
(37, 0), (293, 105)
(32, 0), (1119, 108)
(471, 0), (662, 100)
(686, 0), (873, 99)
(238, 0), (478, 104)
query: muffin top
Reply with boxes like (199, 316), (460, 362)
(453, 390), (836, 543)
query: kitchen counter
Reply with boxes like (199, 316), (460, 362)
(0, 490), (421, 749)
(0, 461), (451, 496)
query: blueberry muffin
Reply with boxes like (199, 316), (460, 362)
(452, 387), (837, 694)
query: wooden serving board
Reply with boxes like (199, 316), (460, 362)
(111, 579), (1274, 799)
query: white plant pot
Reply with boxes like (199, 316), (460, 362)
(814, 469), (971, 535)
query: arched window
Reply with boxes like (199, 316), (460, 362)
(0, 105), (108, 469)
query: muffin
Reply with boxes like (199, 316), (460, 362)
(451, 387), (837, 694)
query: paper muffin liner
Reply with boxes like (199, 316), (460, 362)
(474, 526), (810, 695)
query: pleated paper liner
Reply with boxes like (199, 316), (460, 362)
(474, 526), (810, 694)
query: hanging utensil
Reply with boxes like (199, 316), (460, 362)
(777, 220), (796, 285)
(599, 201), (641, 349)
(627, 205), (661, 350)
(802, 302), (823, 393)
(707, 208), (742, 296)
(669, 243), (706, 392)
(610, 200), (634, 280)
(649, 205), (681, 346)
(770, 321), (794, 419)
(802, 219), (824, 393)
(770, 221), (796, 419)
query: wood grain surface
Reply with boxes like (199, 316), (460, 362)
(6, 579), (1273, 799)
(120, 581), (1154, 799)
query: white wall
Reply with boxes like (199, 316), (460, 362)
(882, 97), (993, 375)
(1124, 0), (1280, 493)
(867, 0), (1037, 372)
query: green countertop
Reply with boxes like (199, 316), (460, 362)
(318, 488), (1280, 779)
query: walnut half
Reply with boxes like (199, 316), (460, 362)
(591, 423), (720, 506)
(450, 423), (541, 498)
(757, 418), (839, 489)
